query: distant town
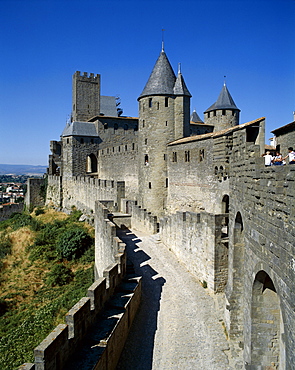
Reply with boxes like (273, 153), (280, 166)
(0, 174), (44, 205)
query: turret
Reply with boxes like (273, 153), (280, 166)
(137, 48), (191, 216)
(204, 83), (240, 131)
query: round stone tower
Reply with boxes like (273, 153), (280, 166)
(137, 48), (191, 216)
(204, 83), (240, 131)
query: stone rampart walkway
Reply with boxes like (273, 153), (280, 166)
(116, 229), (231, 370)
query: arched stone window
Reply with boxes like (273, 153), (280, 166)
(222, 195), (229, 213)
(86, 153), (97, 173)
(251, 271), (285, 368)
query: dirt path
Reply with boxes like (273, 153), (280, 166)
(116, 229), (230, 370)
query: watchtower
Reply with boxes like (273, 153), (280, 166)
(137, 48), (191, 216)
(72, 71), (101, 122)
(204, 83), (240, 131)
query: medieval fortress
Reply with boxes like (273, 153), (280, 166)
(24, 47), (294, 369)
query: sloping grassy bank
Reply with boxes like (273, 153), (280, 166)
(0, 207), (95, 369)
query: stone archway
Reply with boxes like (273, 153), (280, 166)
(251, 270), (285, 369)
(225, 211), (245, 356)
(86, 153), (97, 173)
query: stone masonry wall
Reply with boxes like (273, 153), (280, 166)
(46, 175), (125, 215)
(25, 178), (45, 209)
(0, 203), (24, 222)
(226, 133), (295, 368)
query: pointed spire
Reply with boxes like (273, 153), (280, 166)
(190, 109), (203, 123)
(173, 69), (191, 97)
(139, 50), (176, 98)
(204, 84), (240, 113)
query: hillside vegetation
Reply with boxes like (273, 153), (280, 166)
(0, 207), (95, 370)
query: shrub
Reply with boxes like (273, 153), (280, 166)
(45, 264), (73, 287)
(35, 207), (45, 216)
(57, 227), (93, 260)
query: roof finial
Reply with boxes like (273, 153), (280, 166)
(178, 62), (181, 74)
(162, 28), (165, 51)
(224, 75), (227, 86)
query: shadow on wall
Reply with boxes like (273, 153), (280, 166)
(116, 229), (165, 370)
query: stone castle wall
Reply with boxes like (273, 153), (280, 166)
(19, 201), (141, 370)
(0, 203), (24, 222)
(25, 178), (46, 209)
(46, 175), (125, 214)
(227, 133), (295, 368)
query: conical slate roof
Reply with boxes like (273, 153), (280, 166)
(190, 109), (203, 123)
(173, 72), (191, 97)
(204, 84), (240, 113)
(139, 50), (176, 98)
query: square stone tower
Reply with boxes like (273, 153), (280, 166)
(72, 71), (101, 122)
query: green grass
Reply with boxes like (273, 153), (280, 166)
(0, 208), (95, 370)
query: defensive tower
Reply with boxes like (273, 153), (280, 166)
(72, 71), (101, 122)
(204, 83), (240, 131)
(137, 47), (191, 216)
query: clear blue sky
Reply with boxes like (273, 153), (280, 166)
(0, 0), (294, 165)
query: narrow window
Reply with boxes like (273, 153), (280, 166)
(157, 102), (159, 110)
(185, 150), (190, 162)
(213, 111), (216, 117)
(222, 109), (226, 116)
(118, 146), (120, 152)
(165, 97), (169, 107)
(142, 120), (145, 128)
(149, 182), (152, 189)
(114, 123), (118, 130)
(199, 149), (204, 162)
(132, 143), (135, 150)
(67, 138), (69, 144)
(144, 154), (149, 165)
(172, 152), (177, 162)
(166, 121), (168, 126)
(107, 148), (109, 154)
(80, 138), (84, 144)
(165, 178), (168, 188)
(112, 147), (114, 152)
(102, 149), (104, 155)
(149, 98), (152, 108)
(111, 181), (114, 188)
(208, 112), (210, 118)
(164, 154), (166, 160)
(145, 138), (147, 145)
(91, 139), (94, 144)
(125, 144), (128, 151)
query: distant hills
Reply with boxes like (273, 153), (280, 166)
(0, 164), (47, 175)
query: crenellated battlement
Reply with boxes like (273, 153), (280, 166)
(74, 70), (100, 81)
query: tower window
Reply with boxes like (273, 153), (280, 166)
(213, 111), (216, 117)
(199, 149), (205, 162)
(107, 148), (109, 154)
(118, 146), (120, 152)
(149, 182), (152, 189)
(145, 138), (147, 145)
(80, 138), (84, 144)
(166, 121), (168, 126)
(149, 98), (152, 108)
(157, 102), (159, 110)
(208, 112), (210, 118)
(172, 152), (177, 162)
(142, 120), (145, 128)
(164, 154), (166, 160)
(125, 144), (128, 151)
(165, 97), (169, 107)
(132, 143), (135, 150)
(91, 139), (94, 144)
(165, 178), (168, 188)
(114, 123), (118, 130)
(185, 150), (190, 162)
(145, 154), (149, 165)
(222, 110), (226, 116)
(67, 138), (69, 144)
